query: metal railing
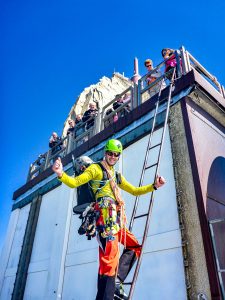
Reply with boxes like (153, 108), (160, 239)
(186, 51), (224, 94)
(209, 218), (225, 299)
(27, 116), (97, 181)
(138, 47), (225, 104)
(27, 46), (225, 181)
(137, 49), (186, 105)
(101, 86), (133, 131)
(27, 154), (48, 181)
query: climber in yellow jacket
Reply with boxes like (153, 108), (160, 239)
(52, 139), (165, 300)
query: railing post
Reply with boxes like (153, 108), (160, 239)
(214, 81), (224, 97)
(66, 134), (73, 154)
(137, 79), (141, 106)
(221, 85), (225, 99)
(27, 164), (32, 182)
(175, 50), (182, 78)
(44, 150), (51, 170)
(132, 85), (138, 109)
(180, 46), (190, 75)
(94, 111), (102, 135)
(217, 83), (223, 95)
(185, 50), (191, 73)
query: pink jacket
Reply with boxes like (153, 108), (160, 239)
(165, 53), (182, 73)
(165, 54), (177, 72)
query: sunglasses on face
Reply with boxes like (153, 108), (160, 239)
(106, 151), (120, 158)
(146, 64), (152, 68)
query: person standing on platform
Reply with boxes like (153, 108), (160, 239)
(144, 59), (165, 97)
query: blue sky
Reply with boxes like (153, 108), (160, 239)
(1, 0), (225, 252)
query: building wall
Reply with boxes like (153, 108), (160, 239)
(0, 127), (187, 300)
(23, 184), (74, 300)
(185, 98), (225, 298)
(169, 100), (212, 299)
(186, 99), (225, 210)
(1, 67), (225, 300)
(169, 95), (225, 299)
(0, 205), (30, 300)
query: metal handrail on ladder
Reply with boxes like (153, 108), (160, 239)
(124, 68), (176, 300)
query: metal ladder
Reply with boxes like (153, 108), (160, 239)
(124, 69), (176, 300)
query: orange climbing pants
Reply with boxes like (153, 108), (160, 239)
(98, 227), (141, 277)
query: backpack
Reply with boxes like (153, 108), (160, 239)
(72, 156), (121, 240)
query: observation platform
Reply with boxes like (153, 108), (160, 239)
(13, 46), (225, 207)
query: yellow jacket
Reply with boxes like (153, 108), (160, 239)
(59, 163), (154, 200)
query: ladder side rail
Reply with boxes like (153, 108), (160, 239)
(129, 79), (165, 231)
(128, 191), (155, 300)
(128, 69), (176, 300)
(153, 68), (176, 181)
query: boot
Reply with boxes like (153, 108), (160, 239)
(114, 283), (128, 300)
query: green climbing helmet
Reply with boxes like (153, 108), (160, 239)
(104, 139), (123, 154)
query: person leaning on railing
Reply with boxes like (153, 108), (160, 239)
(144, 59), (165, 97)
(36, 153), (46, 170)
(144, 59), (162, 84)
(113, 94), (131, 118)
(49, 132), (63, 161)
(75, 114), (85, 137)
(82, 102), (99, 130)
(74, 113), (88, 146)
(66, 119), (75, 136)
(104, 108), (118, 128)
(161, 48), (182, 79)
(30, 153), (46, 179)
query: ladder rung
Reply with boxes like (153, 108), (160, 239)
(145, 162), (158, 170)
(134, 213), (148, 219)
(149, 142), (161, 150)
(114, 295), (124, 300)
(123, 282), (132, 285)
